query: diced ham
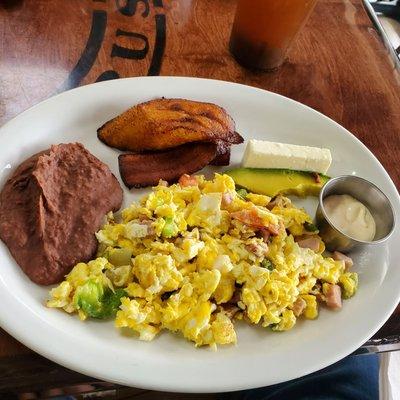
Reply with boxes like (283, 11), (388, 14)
(178, 174), (198, 187)
(158, 179), (168, 187)
(292, 297), (307, 317)
(268, 223), (280, 236)
(325, 284), (342, 309)
(333, 251), (353, 270)
(222, 304), (240, 319)
(297, 236), (321, 252)
(231, 208), (282, 235)
(228, 289), (241, 304)
(140, 220), (155, 236)
(316, 293), (325, 303)
(136, 216), (155, 235)
(267, 195), (291, 210)
(312, 172), (321, 184)
(259, 228), (271, 243)
(222, 192), (234, 207)
(231, 208), (265, 229)
(246, 242), (269, 258)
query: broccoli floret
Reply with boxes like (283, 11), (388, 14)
(74, 279), (126, 319)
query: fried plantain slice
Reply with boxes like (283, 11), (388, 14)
(118, 142), (218, 188)
(98, 98), (243, 152)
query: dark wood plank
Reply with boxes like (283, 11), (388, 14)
(0, 0), (399, 394)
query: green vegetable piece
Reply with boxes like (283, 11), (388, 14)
(304, 222), (318, 232)
(339, 273), (358, 299)
(74, 280), (104, 318)
(108, 248), (133, 266)
(269, 323), (278, 331)
(162, 217), (178, 238)
(261, 259), (274, 271)
(74, 279), (126, 319)
(236, 188), (248, 199)
(226, 168), (330, 197)
(101, 288), (126, 317)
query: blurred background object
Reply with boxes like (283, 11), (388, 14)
(366, 0), (400, 66)
(0, 0), (24, 10)
(229, 0), (318, 70)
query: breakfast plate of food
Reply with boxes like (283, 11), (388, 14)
(0, 77), (399, 392)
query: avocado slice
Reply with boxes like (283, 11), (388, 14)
(225, 168), (329, 197)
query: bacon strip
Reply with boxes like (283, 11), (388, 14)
(210, 141), (231, 166)
(118, 142), (217, 188)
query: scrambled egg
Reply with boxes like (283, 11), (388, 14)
(47, 174), (358, 349)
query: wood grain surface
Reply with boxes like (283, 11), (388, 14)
(0, 0), (399, 396)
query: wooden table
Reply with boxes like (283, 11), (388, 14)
(0, 0), (399, 397)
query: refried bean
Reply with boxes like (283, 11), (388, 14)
(0, 143), (123, 285)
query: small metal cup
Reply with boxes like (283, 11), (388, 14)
(316, 175), (395, 252)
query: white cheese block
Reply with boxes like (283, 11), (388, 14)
(241, 139), (332, 174)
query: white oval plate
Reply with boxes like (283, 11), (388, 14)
(0, 77), (399, 393)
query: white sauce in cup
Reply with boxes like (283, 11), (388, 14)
(323, 194), (376, 241)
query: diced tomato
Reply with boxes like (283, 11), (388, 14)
(178, 174), (198, 187)
(231, 208), (282, 236)
(231, 208), (265, 229)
